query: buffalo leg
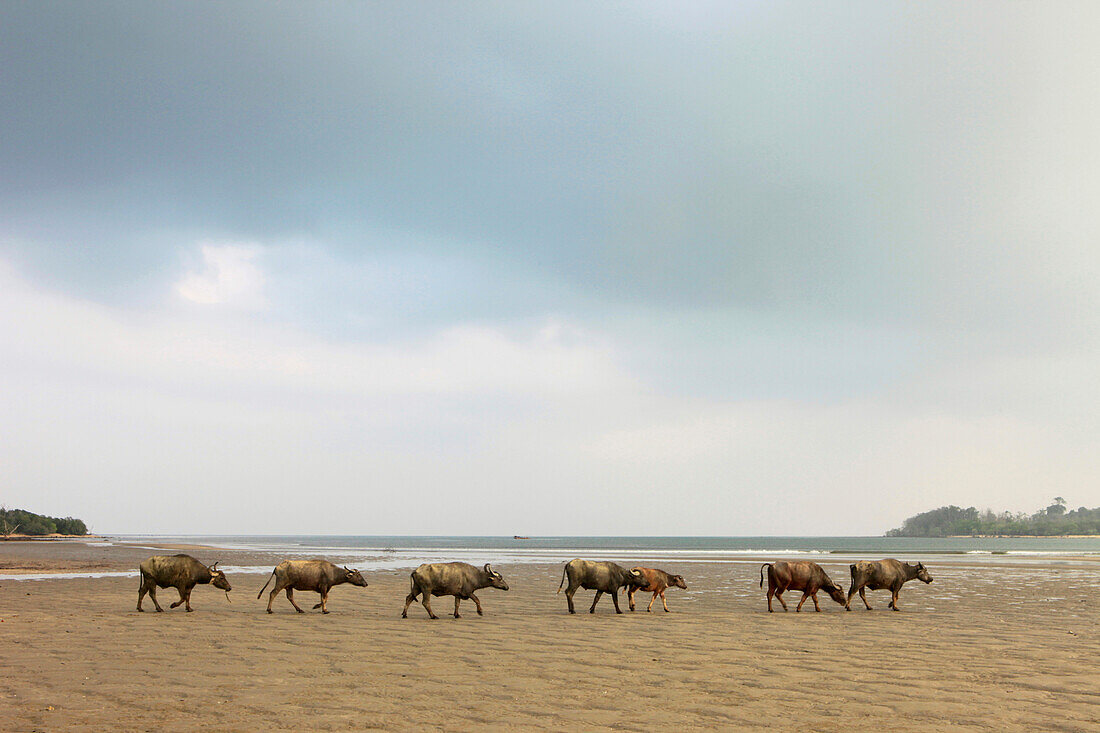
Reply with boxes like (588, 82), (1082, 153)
(312, 584), (331, 611)
(775, 584), (789, 611)
(453, 596), (462, 619)
(285, 588), (305, 613)
(858, 586), (872, 610)
(183, 587), (194, 612)
(421, 592), (439, 619)
(796, 592), (809, 612)
(647, 591), (657, 612)
(170, 586), (187, 610)
(890, 587), (901, 611)
(470, 593), (484, 616)
(565, 584), (578, 614)
(137, 578), (149, 612)
(267, 581), (286, 613)
(402, 588), (419, 618)
(811, 592), (821, 612)
(628, 587), (637, 611)
(148, 584), (164, 612)
(590, 590), (603, 613)
(611, 590), (623, 614)
(660, 590), (670, 612)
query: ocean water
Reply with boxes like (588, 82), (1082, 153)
(4, 535), (1097, 582)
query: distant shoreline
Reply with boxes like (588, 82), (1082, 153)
(945, 534), (1100, 539)
(0, 534), (100, 541)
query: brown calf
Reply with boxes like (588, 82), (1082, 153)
(760, 561), (845, 612)
(627, 567), (687, 612)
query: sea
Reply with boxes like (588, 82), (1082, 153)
(4, 535), (1098, 582)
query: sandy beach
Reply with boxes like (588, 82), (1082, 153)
(1, 540), (1096, 732)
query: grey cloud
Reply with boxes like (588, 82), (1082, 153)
(3, 1), (1097, 339)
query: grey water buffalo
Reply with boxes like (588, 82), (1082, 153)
(402, 562), (509, 619)
(137, 554), (232, 612)
(759, 561), (845, 612)
(558, 559), (648, 614)
(257, 560), (368, 614)
(846, 559), (933, 611)
(627, 566), (687, 612)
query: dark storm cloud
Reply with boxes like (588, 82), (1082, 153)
(4, 1), (1095, 335)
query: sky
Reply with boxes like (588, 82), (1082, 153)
(1, 2), (1098, 535)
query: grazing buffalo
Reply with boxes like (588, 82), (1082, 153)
(557, 559), (648, 614)
(759, 561), (845, 612)
(137, 554), (232, 613)
(402, 562), (509, 619)
(846, 559), (933, 611)
(257, 560), (368, 614)
(627, 567), (687, 613)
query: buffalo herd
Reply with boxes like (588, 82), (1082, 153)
(135, 554), (933, 616)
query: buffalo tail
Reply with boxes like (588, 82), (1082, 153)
(759, 563), (771, 589)
(257, 569), (277, 599)
(557, 564), (568, 593)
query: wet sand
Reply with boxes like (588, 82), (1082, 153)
(1, 540), (1097, 731)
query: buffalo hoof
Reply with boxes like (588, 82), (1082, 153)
(267, 609), (273, 614)
(476, 610), (483, 616)
(429, 615), (439, 620)
(322, 610), (329, 614)
(401, 612), (408, 618)
(616, 610), (623, 614)
(155, 607), (164, 613)
(137, 607), (143, 613)
(454, 614), (461, 619)
(185, 607), (193, 613)
(569, 610), (576, 614)
(296, 609), (304, 614)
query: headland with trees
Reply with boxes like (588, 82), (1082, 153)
(887, 498), (1100, 537)
(0, 506), (89, 538)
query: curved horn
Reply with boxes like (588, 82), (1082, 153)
(344, 566), (351, 572)
(210, 561), (220, 571)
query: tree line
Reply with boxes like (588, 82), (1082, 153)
(886, 498), (1100, 537)
(0, 506), (89, 536)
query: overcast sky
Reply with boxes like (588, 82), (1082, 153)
(2, 2), (1098, 535)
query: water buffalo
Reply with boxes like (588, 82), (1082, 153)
(137, 554), (232, 612)
(627, 566), (687, 612)
(759, 561), (845, 612)
(557, 559), (648, 614)
(257, 560), (368, 614)
(846, 559), (933, 611)
(402, 562), (509, 619)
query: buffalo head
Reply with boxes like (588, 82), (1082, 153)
(627, 568), (648, 589)
(915, 562), (933, 584)
(344, 566), (368, 588)
(670, 574), (687, 590)
(825, 581), (846, 605)
(484, 563), (509, 590)
(208, 562), (232, 595)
